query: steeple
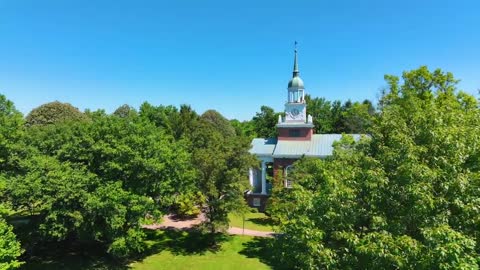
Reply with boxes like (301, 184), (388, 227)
(278, 43), (314, 130)
(293, 42), (299, 78)
(287, 42), (305, 95)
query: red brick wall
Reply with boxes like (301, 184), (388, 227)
(246, 194), (269, 212)
(273, 158), (297, 179)
(277, 127), (313, 141)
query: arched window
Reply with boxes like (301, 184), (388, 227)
(285, 165), (294, 188)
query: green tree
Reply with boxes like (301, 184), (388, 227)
(200, 110), (236, 138)
(12, 110), (196, 258)
(306, 95), (375, 134)
(192, 112), (255, 234)
(305, 95), (335, 133)
(27, 111), (195, 206)
(270, 67), (480, 269)
(8, 154), (153, 258)
(113, 104), (137, 118)
(0, 94), (23, 269)
(335, 99), (375, 133)
(25, 101), (89, 126)
(251, 106), (280, 138)
(0, 218), (22, 270)
(139, 102), (198, 140)
(230, 119), (256, 138)
(0, 94), (25, 172)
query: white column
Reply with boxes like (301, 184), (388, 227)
(261, 161), (267, 195)
(249, 168), (254, 187)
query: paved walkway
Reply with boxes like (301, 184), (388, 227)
(143, 214), (275, 238)
(227, 227), (275, 237)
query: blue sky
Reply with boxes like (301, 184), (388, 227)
(1, 0), (479, 120)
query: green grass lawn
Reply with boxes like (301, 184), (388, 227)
(23, 230), (273, 270)
(131, 232), (270, 270)
(228, 211), (274, 232)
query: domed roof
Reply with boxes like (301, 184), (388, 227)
(288, 76), (304, 89)
(287, 48), (304, 89)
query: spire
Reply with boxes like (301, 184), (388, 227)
(293, 41), (299, 78)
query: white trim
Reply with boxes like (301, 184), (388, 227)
(249, 168), (254, 187)
(272, 154), (329, 159)
(285, 165), (294, 188)
(261, 161), (267, 195)
(258, 156), (274, 162)
(276, 123), (314, 128)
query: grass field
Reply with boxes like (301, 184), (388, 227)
(131, 232), (270, 270)
(228, 211), (274, 232)
(23, 230), (274, 270)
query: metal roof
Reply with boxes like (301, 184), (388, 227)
(250, 134), (363, 158)
(250, 138), (278, 156)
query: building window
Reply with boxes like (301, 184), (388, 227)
(289, 129), (301, 137)
(285, 165), (294, 188)
(253, 198), (261, 207)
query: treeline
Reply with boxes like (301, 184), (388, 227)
(0, 98), (255, 266)
(1, 66), (479, 269)
(269, 67), (480, 269)
(232, 97), (376, 139)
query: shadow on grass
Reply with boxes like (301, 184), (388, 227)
(21, 228), (229, 270)
(142, 228), (229, 257)
(22, 241), (128, 270)
(248, 217), (275, 228)
(239, 237), (287, 270)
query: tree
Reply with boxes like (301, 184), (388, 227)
(113, 104), (137, 118)
(0, 94), (23, 269)
(0, 94), (25, 172)
(200, 110), (236, 138)
(251, 106), (279, 138)
(25, 101), (89, 126)
(8, 154), (153, 258)
(306, 95), (375, 134)
(270, 67), (480, 269)
(335, 100), (375, 133)
(139, 102), (198, 139)
(305, 95), (334, 133)
(0, 218), (22, 270)
(191, 113), (255, 235)
(230, 119), (256, 138)
(12, 110), (196, 258)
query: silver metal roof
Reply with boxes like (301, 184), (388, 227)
(250, 134), (362, 158)
(250, 138), (277, 156)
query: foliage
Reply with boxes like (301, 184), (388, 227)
(0, 94), (25, 173)
(0, 218), (23, 270)
(7, 154), (152, 258)
(7, 107), (196, 258)
(172, 192), (204, 217)
(230, 119), (256, 138)
(270, 67), (480, 269)
(113, 104), (137, 118)
(192, 111), (255, 234)
(25, 101), (89, 126)
(306, 95), (375, 134)
(25, 111), (196, 207)
(251, 106), (279, 138)
(139, 102), (198, 140)
(0, 94), (23, 269)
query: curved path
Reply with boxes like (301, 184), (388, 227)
(143, 214), (275, 238)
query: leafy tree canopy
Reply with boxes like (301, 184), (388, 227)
(270, 66), (480, 269)
(192, 112), (255, 234)
(25, 101), (89, 126)
(251, 106), (280, 138)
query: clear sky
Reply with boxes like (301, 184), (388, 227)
(1, 0), (479, 120)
